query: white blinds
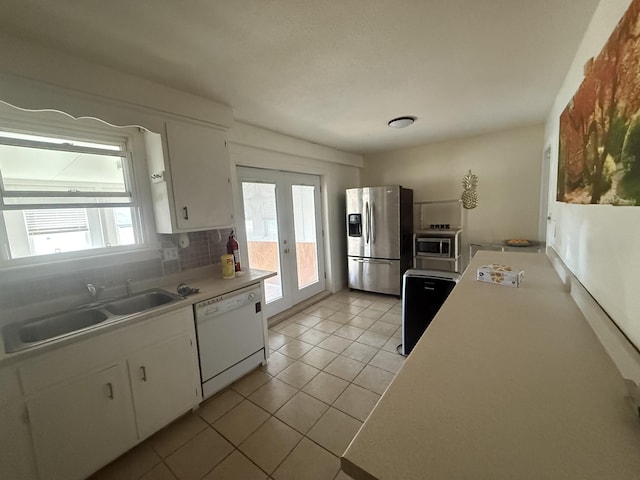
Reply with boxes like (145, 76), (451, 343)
(23, 208), (89, 234)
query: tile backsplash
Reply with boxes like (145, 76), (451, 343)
(159, 229), (233, 274)
(0, 228), (233, 311)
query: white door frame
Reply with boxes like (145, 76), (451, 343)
(236, 166), (326, 318)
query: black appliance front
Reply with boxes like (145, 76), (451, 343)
(401, 270), (459, 355)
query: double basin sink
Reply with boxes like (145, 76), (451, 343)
(3, 289), (183, 354)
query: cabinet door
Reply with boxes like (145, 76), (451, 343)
(165, 121), (233, 230)
(0, 403), (38, 480)
(128, 333), (200, 439)
(27, 363), (137, 480)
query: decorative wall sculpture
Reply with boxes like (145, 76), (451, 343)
(558, 0), (640, 205)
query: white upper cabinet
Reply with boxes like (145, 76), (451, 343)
(145, 120), (233, 233)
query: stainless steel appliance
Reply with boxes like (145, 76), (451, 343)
(346, 185), (413, 296)
(414, 228), (461, 259)
(194, 284), (265, 399)
(415, 235), (452, 257)
(401, 269), (459, 355)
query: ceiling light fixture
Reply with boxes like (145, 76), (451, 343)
(388, 116), (416, 128)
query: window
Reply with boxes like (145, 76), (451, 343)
(0, 114), (149, 266)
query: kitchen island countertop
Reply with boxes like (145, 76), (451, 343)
(342, 251), (640, 480)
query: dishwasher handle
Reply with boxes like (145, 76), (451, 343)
(202, 306), (220, 317)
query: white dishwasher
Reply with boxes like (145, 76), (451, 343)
(194, 283), (265, 399)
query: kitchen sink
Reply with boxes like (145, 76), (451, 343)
(3, 288), (183, 354)
(18, 309), (109, 344)
(103, 290), (181, 316)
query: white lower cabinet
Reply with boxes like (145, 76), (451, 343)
(27, 364), (137, 480)
(129, 332), (200, 439)
(0, 402), (38, 480)
(0, 366), (37, 480)
(6, 306), (201, 480)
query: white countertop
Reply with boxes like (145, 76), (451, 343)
(0, 268), (275, 366)
(342, 251), (640, 480)
(157, 267), (276, 303)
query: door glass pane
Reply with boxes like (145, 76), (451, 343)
(292, 185), (319, 289)
(242, 182), (282, 303)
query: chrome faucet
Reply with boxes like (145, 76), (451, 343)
(87, 283), (105, 299)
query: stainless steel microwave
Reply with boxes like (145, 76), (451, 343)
(415, 236), (453, 258)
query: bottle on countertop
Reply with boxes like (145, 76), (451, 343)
(221, 254), (235, 279)
(226, 230), (241, 272)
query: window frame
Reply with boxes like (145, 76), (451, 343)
(0, 105), (160, 272)
(0, 134), (135, 210)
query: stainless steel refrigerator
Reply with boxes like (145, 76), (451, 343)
(346, 185), (413, 296)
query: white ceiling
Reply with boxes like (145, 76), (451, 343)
(0, 1), (600, 154)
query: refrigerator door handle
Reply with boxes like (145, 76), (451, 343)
(352, 258), (393, 265)
(371, 201), (375, 243)
(365, 201), (370, 244)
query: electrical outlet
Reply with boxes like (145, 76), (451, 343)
(163, 247), (179, 261)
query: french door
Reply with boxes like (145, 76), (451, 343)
(237, 167), (325, 318)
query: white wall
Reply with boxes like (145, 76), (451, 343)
(363, 124), (545, 252)
(544, 0), (640, 378)
(0, 33), (231, 130)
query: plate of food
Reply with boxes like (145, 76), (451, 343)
(503, 239), (537, 247)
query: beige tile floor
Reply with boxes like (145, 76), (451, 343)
(89, 290), (405, 480)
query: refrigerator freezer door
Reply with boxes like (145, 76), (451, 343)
(346, 187), (367, 257)
(348, 257), (401, 296)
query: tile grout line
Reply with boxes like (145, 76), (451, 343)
(244, 352), (387, 432)
(261, 291), (401, 480)
(196, 406), (271, 478)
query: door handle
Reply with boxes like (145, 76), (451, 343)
(106, 382), (114, 400)
(365, 202), (370, 244)
(140, 366), (147, 382)
(352, 258), (392, 265)
(284, 248), (290, 254)
(183, 206), (189, 220)
(371, 202), (375, 243)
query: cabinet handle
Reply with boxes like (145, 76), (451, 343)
(183, 206), (189, 220)
(106, 382), (114, 399)
(140, 366), (148, 382)
(21, 407), (30, 425)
